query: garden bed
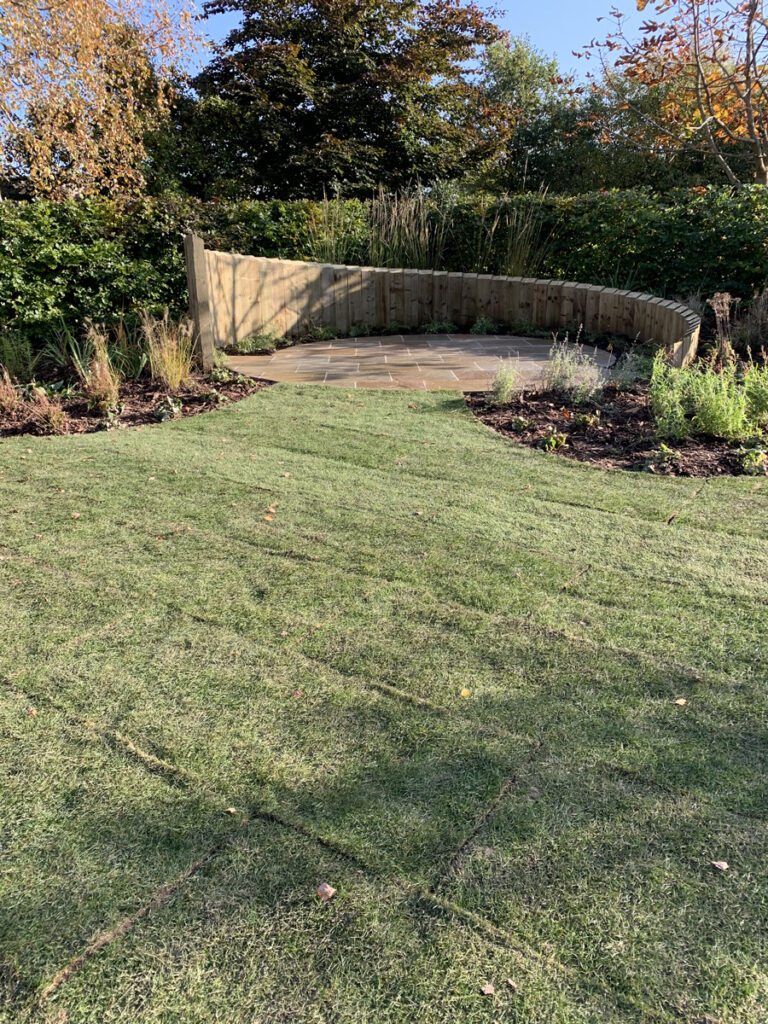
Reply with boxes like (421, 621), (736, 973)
(0, 373), (264, 438)
(468, 381), (761, 477)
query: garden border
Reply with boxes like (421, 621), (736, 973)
(184, 233), (700, 370)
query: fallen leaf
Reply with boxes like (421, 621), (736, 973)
(709, 860), (729, 872)
(71, 512), (80, 519)
(284, 472), (291, 478)
(293, 688), (303, 699)
(460, 688), (471, 698)
(27, 707), (37, 717)
(317, 882), (336, 901)
(480, 983), (495, 996)
(264, 515), (274, 522)
(414, 510), (423, 516)
(673, 698), (688, 706)
(280, 630), (288, 637)
(225, 807), (237, 815)
(505, 978), (518, 992)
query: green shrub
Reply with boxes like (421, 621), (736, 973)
(421, 319), (458, 334)
(544, 336), (604, 402)
(650, 353), (766, 442)
(471, 316), (498, 335)
(0, 332), (36, 381)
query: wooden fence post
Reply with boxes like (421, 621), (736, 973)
(183, 232), (215, 372)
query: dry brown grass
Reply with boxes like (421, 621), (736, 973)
(0, 368), (19, 416)
(141, 310), (195, 390)
(29, 392), (68, 435)
(79, 323), (121, 414)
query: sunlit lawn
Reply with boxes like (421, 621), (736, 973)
(2, 383), (767, 1023)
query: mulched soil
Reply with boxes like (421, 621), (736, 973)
(468, 381), (747, 477)
(0, 374), (265, 438)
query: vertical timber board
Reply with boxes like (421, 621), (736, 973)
(584, 286), (604, 333)
(531, 280), (549, 328)
(402, 269), (420, 329)
(347, 266), (365, 331)
(321, 265), (335, 329)
(360, 268), (377, 330)
(238, 255), (263, 340)
(203, 250), (224, 348)
(598, 288), (621, 336)
(417, 270), (434, 327)
(476, 275), (492, 319)
(518, 279), (536, 324)
(461, 273), (478, 326)
(374, 268), (389, 329)
(184, 233), (215, 368)
(447, 273), (465, 326)
(571, 285), (587, 330)
(387, 269), (405, 326)
(545, 281), (563, 330)
(488, 275), (504, 323)
(432, 271), (449, 322)
(620, 292), (642, 339)
(277, 259), (299, 338)
(559, 282), (577, 328)
(333, 265), (351, 335)
(505, 277), (523, 324)
(632, 294), (653, 341)
(306, 262), (325, 328)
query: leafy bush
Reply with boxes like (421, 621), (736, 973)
(421, 319), (458, 334)
(471, 316), (498, 335)
(7, 187), (768, 360)
(650, 353), (767, 441)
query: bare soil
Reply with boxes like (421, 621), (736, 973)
(0, 374), (265, 438)
(468, 382), (747, 477)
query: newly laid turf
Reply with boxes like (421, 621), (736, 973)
(1, 384), (767, 1023)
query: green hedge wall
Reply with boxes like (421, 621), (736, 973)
(2, 187), (768, 344)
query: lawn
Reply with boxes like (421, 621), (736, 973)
(1, 383), (767, 1024)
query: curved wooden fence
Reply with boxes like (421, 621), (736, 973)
(184, 233), (700, 370)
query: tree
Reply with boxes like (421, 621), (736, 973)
(0, 0), (199, 198)
(181, 0), (509, 198)
(585, 0), (768, 185)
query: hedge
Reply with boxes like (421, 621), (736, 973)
(2, 187), (768, 345)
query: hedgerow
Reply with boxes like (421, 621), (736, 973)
(3, 187), (768, 347)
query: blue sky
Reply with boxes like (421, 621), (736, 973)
(199, 1), (645, 77)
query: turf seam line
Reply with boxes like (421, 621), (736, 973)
(530, 564), (592, 617)
(62, 613), (137, 649)
(666, 479), (709, 526)
(443, 740), (545, 876)
(38, 836), (234, 1005)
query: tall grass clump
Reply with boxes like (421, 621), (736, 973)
(76, 323), (121, 414)
(499, 189), (551, 277)
(142, 310), (195, 390)
(307, 191), (367, 265)
(650, 353), (766, 441)
(0, 332), (35, 382)
(368, 186), (455, 270)
(0, 367), (19, 415)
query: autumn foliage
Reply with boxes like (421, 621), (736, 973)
(0, 0), (200, 198)
(586, 1), (768, 185)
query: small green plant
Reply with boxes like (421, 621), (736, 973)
(380, 321), (410, 336)
(504, 319), (551, 339)
(490, 360), (518, 405)
(154, 396), (182, 422)
(744, 359), (768, 427)
(509, 415), (534, 432)
(609, 350), (653, 390)
(538, 427), (568, 451)
(419, 319), (457, 335)
(206, 388), (229, 405)
(735, 440), (768, 476)
(142, 310), (195, 390)
(349, 322), (372, 338)
(544, 334), (604, 403)
(573, 410), (601, 428)
(228, 333), (282, 355)
(300, 320), (338, 342)
(0, 368), (19, 415)
(470, 316), (498, 335)
(641, 443), (682, 474)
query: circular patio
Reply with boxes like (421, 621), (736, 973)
(226, 334), (614, 391)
